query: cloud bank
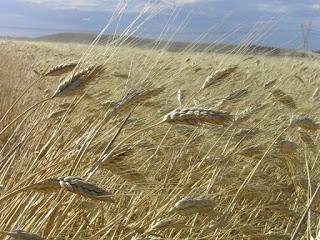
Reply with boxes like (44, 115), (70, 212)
(17, 0), (206, 11)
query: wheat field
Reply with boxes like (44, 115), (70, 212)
(1, 33), (320, 240)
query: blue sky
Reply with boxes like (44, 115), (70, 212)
(0, 0), (320, 50)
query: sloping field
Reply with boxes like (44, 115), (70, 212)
(0, 39), (320, 239)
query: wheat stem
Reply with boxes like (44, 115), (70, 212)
(0, 97), (52, 137)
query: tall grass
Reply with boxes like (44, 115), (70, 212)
(0, 2), (320, 239)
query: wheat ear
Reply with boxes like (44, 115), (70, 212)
(43, 62), (77, 76)
(58, 176), (114, 202)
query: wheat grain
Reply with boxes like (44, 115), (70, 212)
(163, 108), (233, 126)
(271, 89), (296, 109)
(169, 198), (216, 216)
(58, 176), (114, 202)
(110, 85), (164, 115)
(52, 64), (102, 97)
(235, 103), (269, 123)
(113, 72), (129, 78)
(238, 145), (265, 158)
(201, 65), (238, 89)
(44, 62), (77, 76)
(263, 79), (277, 89)
(290, 115), (319, 132)
(176, 89), (185, 106)
(298, 130), (316, 152)
(272, 140), (299, 155)
(148, 219), (185, 232)
(98, 148), (146, 183)
(46, 109), (66, 119)
(224, 88), (249, 101)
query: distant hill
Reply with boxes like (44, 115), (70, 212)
(4, 32), (315, 57)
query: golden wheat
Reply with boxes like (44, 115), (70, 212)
(201, 65), (238, 89)
(52, 64), (102, 97)
(44, 62), (77, 76)
(290, 115), (319, 132)
(271, 89), (297, 109)
(163, 107), (234, 126)
(169, 198), (216, 216)
(58, 176), (115, 202)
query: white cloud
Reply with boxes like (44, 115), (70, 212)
(18, 0), (114, 10)
(312, 3), (320, 10)
(255, 2), (294, 13)
(18, 0), (205, 11)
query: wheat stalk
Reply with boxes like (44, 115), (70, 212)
(58, 102), (74, 109)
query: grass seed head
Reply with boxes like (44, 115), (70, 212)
(224, 88), (249, 101)
(177, 89), (186, 106)
(264, 79), (277, 89)
(44, 62), (77, 77)
(290, 115), (319, 132)
(52, 64), (103, 97)
(169, 198), (216, 216)
(271, 89), (297, 109)
(110, 85), (164, 115)
(46, 109), (66, 120)
(238, 145), (265, 158)
(298, 130), (316, 152)
(58, 176), (115, 202)
(272, 140), (299, 155)
(163, 108), (234, 126)
(149, 219), (185, 232)
(201, 65), (238, 89)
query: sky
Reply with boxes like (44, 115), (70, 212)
(0, 0), (320, 50)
